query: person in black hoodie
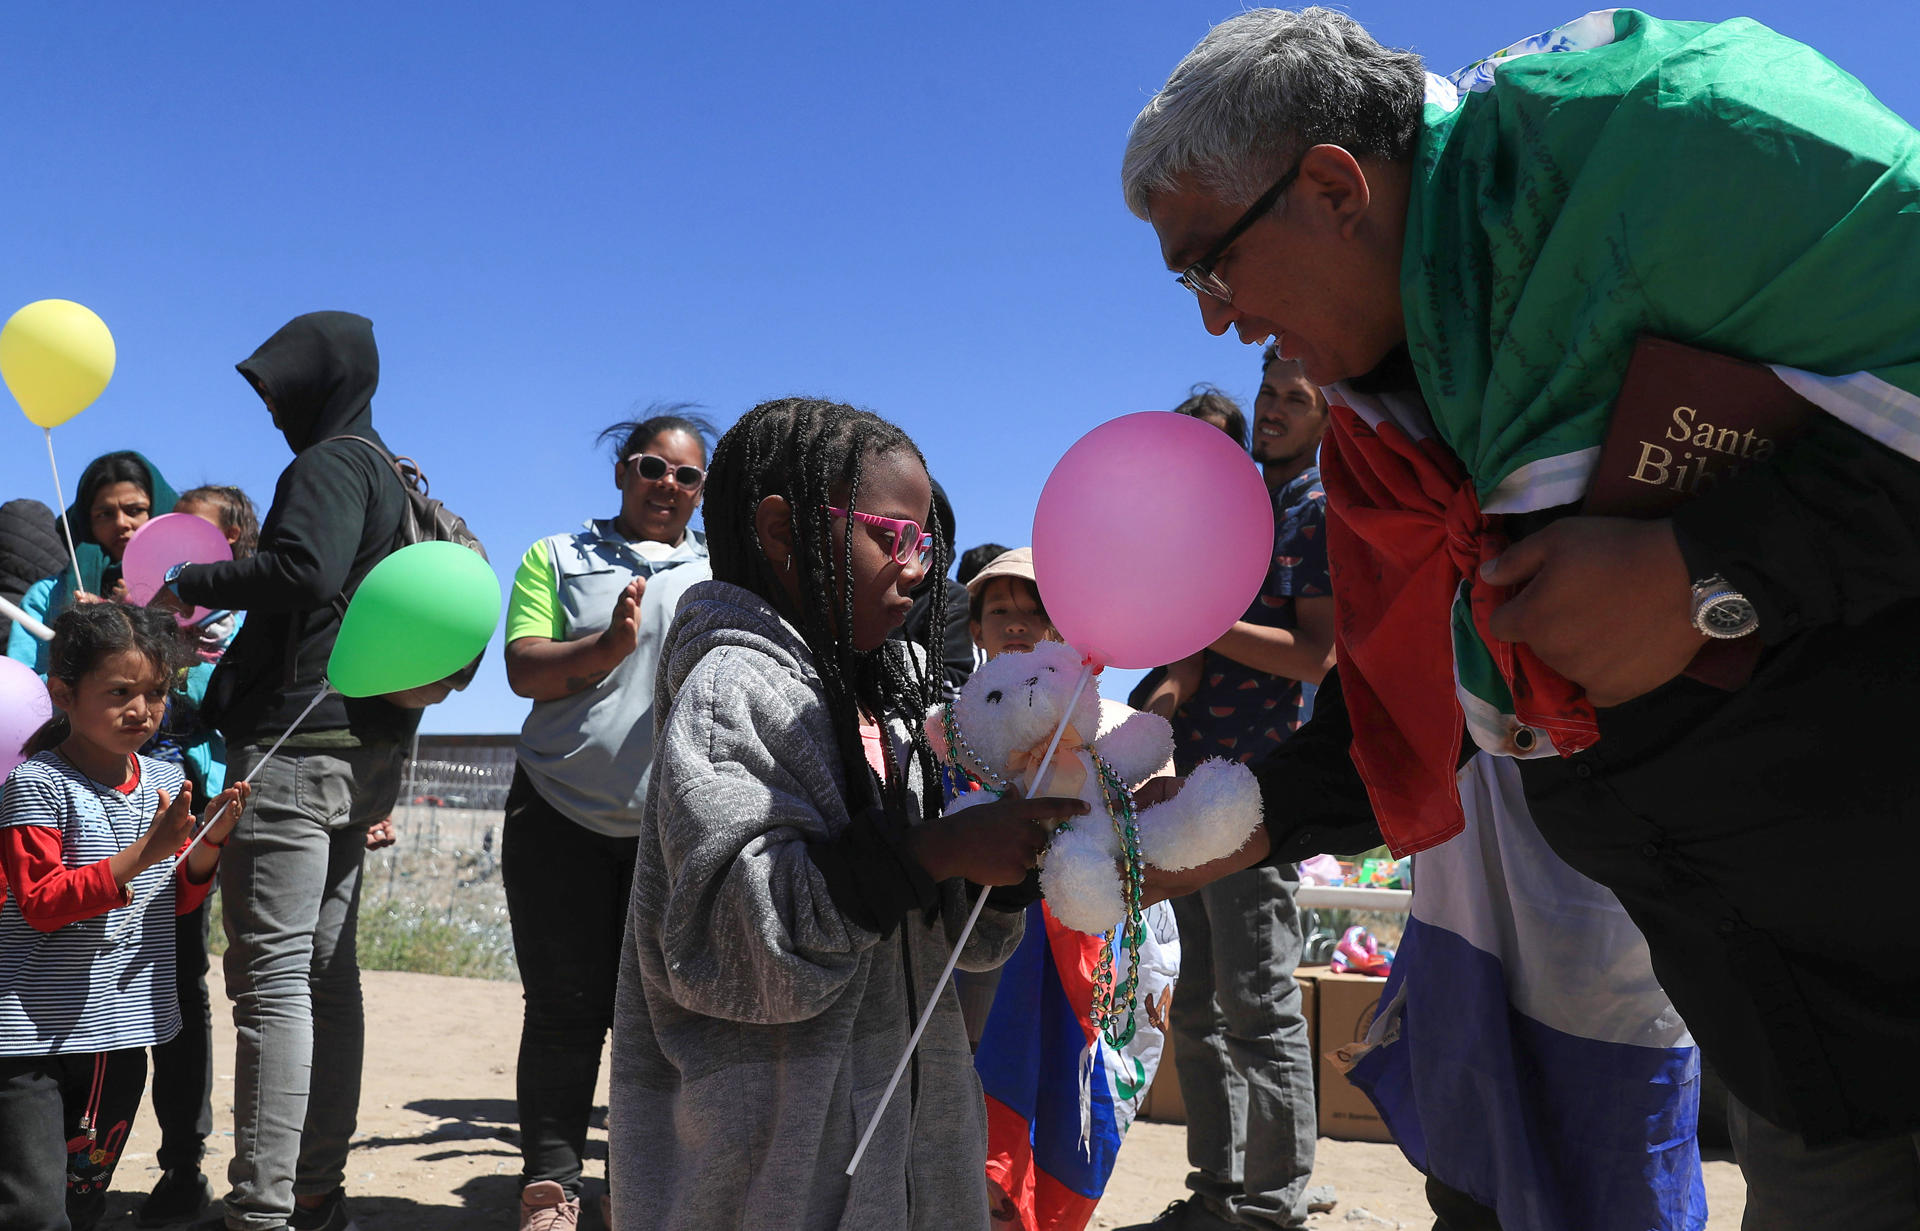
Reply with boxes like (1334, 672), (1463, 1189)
(168, 311), (413, 1231)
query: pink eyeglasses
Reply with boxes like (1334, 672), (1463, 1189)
(824, 506), (935, 568)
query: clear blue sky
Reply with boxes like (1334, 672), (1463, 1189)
(6, 1), (1914, 734)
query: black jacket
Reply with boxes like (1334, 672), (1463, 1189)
(0, 499), (66, 643)
(1260, 367), (1920, 1146)
(175, 312), (415, 747)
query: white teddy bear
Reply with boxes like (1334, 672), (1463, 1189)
(926, 641), (1264, 935)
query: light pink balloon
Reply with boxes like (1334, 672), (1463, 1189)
(0, 657), (53, 781)
(1032, 411), (1275, 669)
(123, 512), (233, 624)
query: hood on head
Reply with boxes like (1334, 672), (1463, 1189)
(927, 477), (956, 554)
(58, 451), (182, 592)
(236, 311), (380, 453)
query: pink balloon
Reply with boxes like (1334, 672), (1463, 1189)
(1032, 411), (1275, 669)
(123, 512), (233, 624)
(1, 657), (53, 781)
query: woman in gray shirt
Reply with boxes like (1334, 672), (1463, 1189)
(501, 410), (714, 1231)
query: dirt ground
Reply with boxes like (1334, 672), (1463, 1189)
(95, 968), (1746, 1230)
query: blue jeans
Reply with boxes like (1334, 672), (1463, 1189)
(217, 742), (402, 1231)
(1169, 863), (1317, 1230)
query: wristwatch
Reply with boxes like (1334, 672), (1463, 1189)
(163, 562), (189, 596)
(1690, 574), (1759, 640)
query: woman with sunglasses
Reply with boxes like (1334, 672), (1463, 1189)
(500, 409), (715, 1231)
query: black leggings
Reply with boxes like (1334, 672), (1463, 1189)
(0, 1048), (148, 1231)
(501, 766), (638, 1197)
(151, 898), (214, 1170)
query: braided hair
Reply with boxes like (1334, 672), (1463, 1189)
(23, 602), (187, 757)
(705, 398), (950, 824)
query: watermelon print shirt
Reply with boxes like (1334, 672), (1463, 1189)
(1171, 466), (1329, 774)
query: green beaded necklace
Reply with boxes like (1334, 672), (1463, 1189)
(938, 701), (1148, 1051)
(1088, 747), (1145, 1050)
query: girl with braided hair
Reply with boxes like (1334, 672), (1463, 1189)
(610, 398), (1087, 1230)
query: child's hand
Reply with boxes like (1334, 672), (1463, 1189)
(130, 784), (196, 875)
(911, 790), (1088, 887)
(199, 782), (251, 848)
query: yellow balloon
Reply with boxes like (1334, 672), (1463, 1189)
(0, 299), (117, 429)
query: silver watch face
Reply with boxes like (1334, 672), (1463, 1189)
(1696, 593), (1758, 639)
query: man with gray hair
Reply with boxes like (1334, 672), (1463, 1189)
(1124, 9), (1920, 1230)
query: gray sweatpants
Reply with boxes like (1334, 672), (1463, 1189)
(1170, 863), (1318, 1230)
(217, 742), (402, 1231)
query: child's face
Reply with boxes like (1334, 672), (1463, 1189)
(971, 577), (1054, 660)
(837, 448), (934, 653)
(89, 481), (152, 561)
(48, 650), (170, 757)
(175, 498), (240, 548)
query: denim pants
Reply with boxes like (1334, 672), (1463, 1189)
(0, 1048), (147, 1231)
(151, 897), (214, 1172)
(218, 741), (402, 1231)
(1729, 1093), (1920, 1231)
(1169, 863), (1317, 1230)
(501, 766), (637, 1197)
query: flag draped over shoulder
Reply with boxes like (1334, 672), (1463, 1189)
(976, 901), (1178, 1231)
(1329, 8), (1920, 853)
(1345, 755), (1706, 1231)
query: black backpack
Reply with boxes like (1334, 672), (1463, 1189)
(322, 434), (490, 707)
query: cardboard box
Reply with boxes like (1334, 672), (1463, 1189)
(1309, 970), (1393, 1142)
(1137, 968), (1319, 1126)
(1138, 1024), (1186, 1124)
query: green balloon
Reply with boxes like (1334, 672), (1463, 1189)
(328, 541), (500, 698)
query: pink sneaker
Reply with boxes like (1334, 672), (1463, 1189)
(519, 1182), (580, 1230)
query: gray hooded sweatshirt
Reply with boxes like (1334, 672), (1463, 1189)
(611, 581), (1022, 1231)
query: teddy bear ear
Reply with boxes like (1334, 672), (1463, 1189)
(924, 707), (952, 758)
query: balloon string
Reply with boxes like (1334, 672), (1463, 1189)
(846, 660), (1096, 1177)
(46, 429), (84, 594)
(107, 687), (332, 944)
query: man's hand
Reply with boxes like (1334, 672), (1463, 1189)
(1140, 825), (1272, 905)
(365, 817), (397, 850)
(1481, 516), (1707, 708)
(1131, 773), (1273, 903)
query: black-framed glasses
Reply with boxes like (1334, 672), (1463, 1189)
(626, 453), (706, 490)
(1175, 161), (1301, 304)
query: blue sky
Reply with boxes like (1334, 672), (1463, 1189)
(5, 1), (1914, 734)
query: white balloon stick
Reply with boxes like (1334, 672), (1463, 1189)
(846, 660), (1095, 1176)
(0, 594), (51, 641)
(44, 429), (84, 594)
(108, 687), (332, 944)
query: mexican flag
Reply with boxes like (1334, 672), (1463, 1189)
(1325, 8), (1920, 853)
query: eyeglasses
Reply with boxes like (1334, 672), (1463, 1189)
(824, 506), (935, 569)
(1174, 161), (1301, 305)
(626, 453), (706, 490)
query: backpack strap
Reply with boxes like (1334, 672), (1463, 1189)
(315, 434), (432, 496)
(309, 434), (419, 622)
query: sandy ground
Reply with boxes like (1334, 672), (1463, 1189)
(94, 968), (1746, 1230)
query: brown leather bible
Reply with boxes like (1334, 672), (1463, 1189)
(1581, 335), (1818, 688)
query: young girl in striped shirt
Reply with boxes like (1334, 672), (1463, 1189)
(0, 603), (249, 1231)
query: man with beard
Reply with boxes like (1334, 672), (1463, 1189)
(1128, 349), (1335, 1231)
